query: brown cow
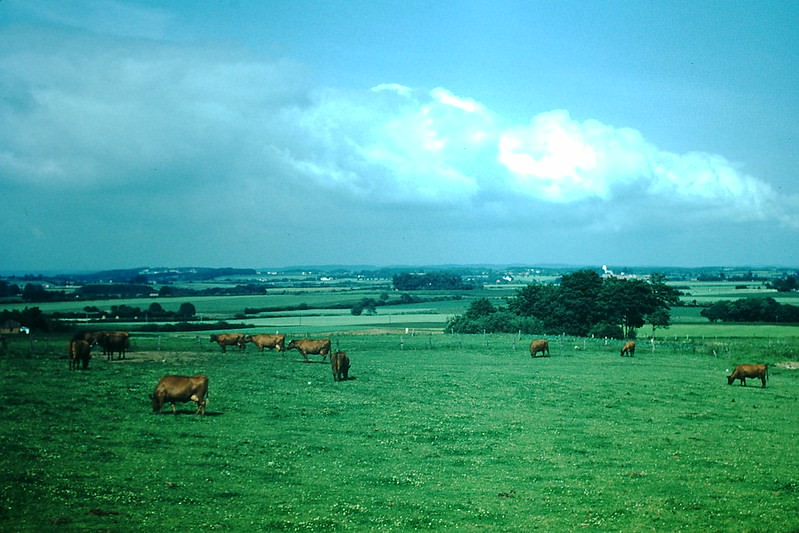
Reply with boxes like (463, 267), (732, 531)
(151, 375), (209, 415)
(620, 341), (636, 357)
(287, 338), (331, 362)
(243, 333), (285, 352)
(530, 339), (549, 358)
(68, 339), (93, 370)
(331, 351), (350, 382)
(727, 364), (768, 387)
(97, 331), (130, 360)
(210, 333), (246, 353)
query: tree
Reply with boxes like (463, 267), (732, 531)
(351, 298), (377, 316)
(22, 284), (49, 302)
(148, 302), (166, 319)
(551, 270), (603, 336)
(465, 298), (496, 319)
(178, 302), (196, 319)
(768, 275), (798, 292)
(507, 282), (558, 327)
(597, 278), (657, 338)
(0, 281), (20, 298)
(646, 308), (671, 336)
(648, 273), (682, 309)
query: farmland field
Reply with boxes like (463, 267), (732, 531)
(1, 331), (798, 532)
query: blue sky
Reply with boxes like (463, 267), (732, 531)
(1, 0), (797, 271)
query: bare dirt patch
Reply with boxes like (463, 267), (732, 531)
(775, 361), (799, 370)
(105, 350), (208, 364)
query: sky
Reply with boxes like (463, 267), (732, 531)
(1, 0), (798, 272)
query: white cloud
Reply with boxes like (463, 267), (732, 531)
(430, 87), (485, 113)
(0, 27), (795, 232)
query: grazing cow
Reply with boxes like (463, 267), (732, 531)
(243, 333), (285, 353)
(727, 364), (768, 388)
(331, 351), (350, 382)
(97, 331), (130, 360)
(68, 339), (93, 370)
(151, 375), (209, 415)
(287, 338), (331, 362)
(210, 333), (246, 353)
(620, 341), (636, 357)
(530, 339), (550, 358)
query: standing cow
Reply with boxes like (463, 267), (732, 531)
(620, 341), (636, 357)
(331, 351), (350, 382)
(727, 364), (768, 387)
(68, 339), (93, 370)
(97, 331), (130, 360)
(287, 338), (331, 362)
(151, 375), (209, 415)
(243, 333), (285, 353)
(530, 339), (550, 358)
(210, 333), (246, 353)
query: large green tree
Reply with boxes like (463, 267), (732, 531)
(552, 270), (603, 336)
(506, 271), (680, 338)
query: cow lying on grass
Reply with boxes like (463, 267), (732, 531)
(727, 364), (768, 388)
(151, 375), (209, 415)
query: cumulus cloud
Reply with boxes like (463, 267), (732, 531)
(0, 25), (794, 233)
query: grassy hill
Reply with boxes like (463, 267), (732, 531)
(1, 332), (797, 531)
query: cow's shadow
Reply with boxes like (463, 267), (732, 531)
(155, 410), (223, 417)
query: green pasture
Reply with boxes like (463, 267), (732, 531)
(1, 332), (798, 532)
(675, 281), (799, 305)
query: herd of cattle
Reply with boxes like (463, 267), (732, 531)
(66, 332), (768, 416)
(67, 330), (351, 415)
(68, 331), (130, 370)
(208, 333), (351, 381)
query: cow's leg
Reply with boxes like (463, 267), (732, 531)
(761, 376), (766, 388)
(740, 378), (746, 386)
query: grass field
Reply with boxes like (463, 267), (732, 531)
(1, 332), (798, 532)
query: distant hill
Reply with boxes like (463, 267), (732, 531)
(66, 267), (258, 284)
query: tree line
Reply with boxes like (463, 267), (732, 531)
(392, 272), (475, 291)
(447, 270), (681, 339)
(0, 280), (268, 303)
(700, 297), (799, 323)
(51, 302), (198, 322)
